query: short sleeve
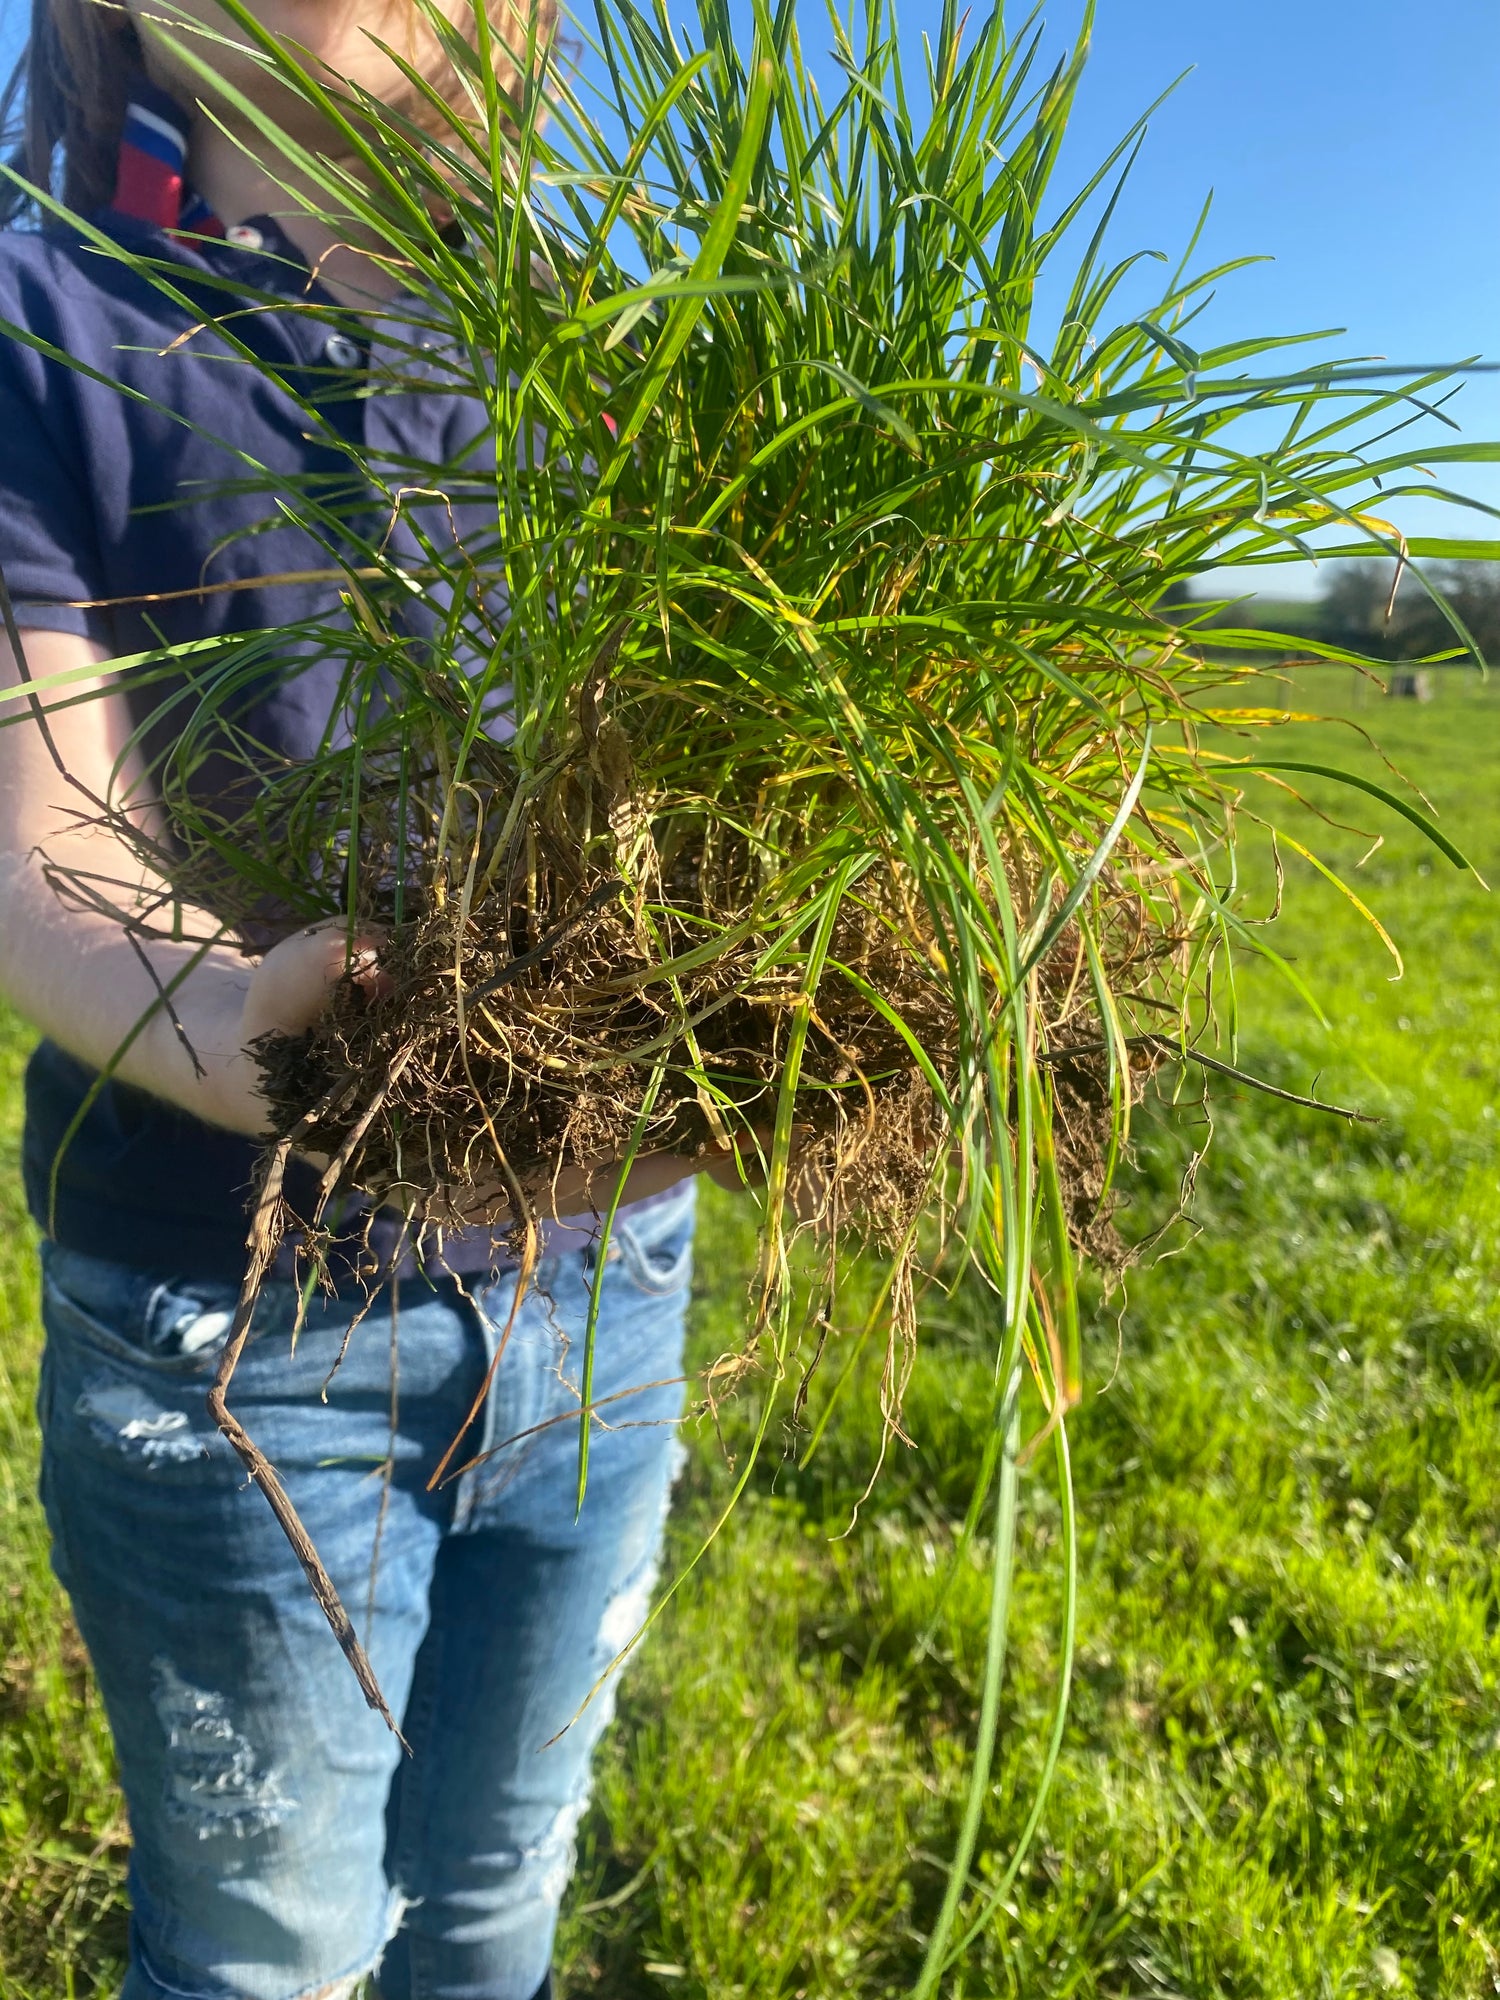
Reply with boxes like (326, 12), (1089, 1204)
(0, 260), (113, 645)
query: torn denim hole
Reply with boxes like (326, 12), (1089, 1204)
(595, 1555), (660, 1672)
(174, 1306), (234, 1356)
(530, 1796), (589, 1911)
(476, 1798), (589, 1915)
(140, 1281), (237, 1358)
(153, 1659), (297, 1840)
(75, 1381), (208, 1466)
(591, 1458), (684, 1720)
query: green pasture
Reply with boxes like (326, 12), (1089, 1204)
(4, 666), (1500, 1997)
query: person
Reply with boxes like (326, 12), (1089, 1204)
(0, 2), (708, 1994)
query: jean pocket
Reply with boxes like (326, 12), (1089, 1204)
(610, 1189), (697, 1299)
(41, 1246), (239, 1379)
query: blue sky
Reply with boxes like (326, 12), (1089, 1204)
(1042, 0), (1500, 590)
(3, 0), (1495, 593)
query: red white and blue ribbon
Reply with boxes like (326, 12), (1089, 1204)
(112, 83), (224, 239)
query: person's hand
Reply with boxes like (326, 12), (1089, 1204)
(700, 1125), (829, 1225)
(240, 921), (390, 1046)
(226, 928), (699, 1213)
(204, 920), (389, 1138)
(220, 932), (824, 1229)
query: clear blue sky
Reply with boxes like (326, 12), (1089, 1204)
(3, 0), (1496, 592)
(1043, 0), (1500, 591)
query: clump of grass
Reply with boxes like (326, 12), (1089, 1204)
(4, 0), (1496, 1971)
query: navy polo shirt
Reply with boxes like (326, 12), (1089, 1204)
(0, 93), (596, 1283)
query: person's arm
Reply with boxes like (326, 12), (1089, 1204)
(0, 625), (359, 1137)
(0, 624), (714, 1215)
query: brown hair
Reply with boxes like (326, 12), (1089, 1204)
(0, 0), (557, 227)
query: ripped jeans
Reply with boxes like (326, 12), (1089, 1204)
(35, 1183), (694, 2000)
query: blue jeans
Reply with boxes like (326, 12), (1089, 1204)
(35, 1184), (695, 2000)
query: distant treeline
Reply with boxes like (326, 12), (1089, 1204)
(1181, 561), (1500, 665)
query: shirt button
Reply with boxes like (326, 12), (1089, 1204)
(225, 223), (264, 250)
(323, 332), (363, 369)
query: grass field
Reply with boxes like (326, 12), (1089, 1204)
(4, 666), (1500, 1997)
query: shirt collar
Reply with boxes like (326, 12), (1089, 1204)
(106, 78), (449, 348)
(112, 77), (225, 240)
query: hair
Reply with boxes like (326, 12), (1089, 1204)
(0, 0), (557, 227)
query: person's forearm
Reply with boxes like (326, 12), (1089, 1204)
(0, 628), (358, 1141)
(0, 842), (264, 1132)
